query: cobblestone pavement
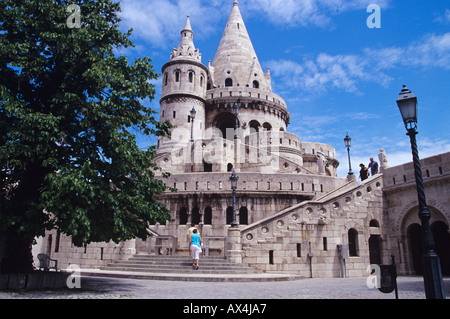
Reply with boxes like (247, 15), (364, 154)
(1, 276), (449, 299)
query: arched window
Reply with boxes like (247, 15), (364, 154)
(204, 207), (212, 225)
(348, 228), (359, 257)
(175, 70), (180, 83)
(369, 219), (380, 227)
(188, 71), (194, 83)
(226, 207), (234, 224)
(227, 163), (233, 172)
(164, 73), (168, 86)
(253, 80), (259, 89)
(200, 75), (204, 87)
(225, 78), (233, 87)
(239, 207), (248, 225)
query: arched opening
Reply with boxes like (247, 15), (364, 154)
(227, 163), (233, 172)
(175, 70), (180, 82)
(239, 207), (248, 225)
(204, 207), (212, 225)
(431, 221), (450, 276)
(191, 207), (200, 225)
(249, 120), (261, 134)
(188, 71), (194, 83)
(348, 228), (359, 257)
(214, 112), (237, 141)
(203, 160), (212, 172)
(179, 207), (188, 225)
(262, 122), (272, 131)
(369, 235), (382, 264)
(253, 80), (259, 89)
(225, 78), (233, 87)
(226, 207), (234, 225)
(370, 219), (380, 227)
(407, 223), (423, 275)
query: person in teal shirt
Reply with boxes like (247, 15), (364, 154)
(189, 229), (202, 270)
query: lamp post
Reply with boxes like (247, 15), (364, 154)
(229, 170), (239, 228)
(396, 84), (446, 299)
(344, 132), (353, 176)
(190, 106), (196, 142)
(233, 102), (239, 139)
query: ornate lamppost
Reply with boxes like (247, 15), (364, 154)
(190, 106), (196, 142)
(344, 132), (353, 176)
(396, 84), (446, 299)
(229, 170), (239, 228)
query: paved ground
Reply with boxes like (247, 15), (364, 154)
(1, 275), (449, 299)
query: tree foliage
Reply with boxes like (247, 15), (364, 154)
(0, 0), (172, 272)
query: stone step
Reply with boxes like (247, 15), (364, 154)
(104, 262), (257, 271)
(100, 254), (262, 275)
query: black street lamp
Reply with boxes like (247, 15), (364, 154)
(396, 84), (446, 299)
(233, 102), (239, 139)
(190, 106), (196, 142)
(344, 132), (353, 176)
(229, 170), (239, 228)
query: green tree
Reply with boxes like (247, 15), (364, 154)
(0, 0), (173, 273)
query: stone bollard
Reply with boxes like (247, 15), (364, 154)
(119, 239), (136, 260)
(226, 227), (243, 264)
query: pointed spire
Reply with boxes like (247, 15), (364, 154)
(182, 15), (193, 33)
(170, 15), (201, 62)
(211, 1), (269, 90)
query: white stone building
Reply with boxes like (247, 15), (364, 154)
(33, 1), (450, 279)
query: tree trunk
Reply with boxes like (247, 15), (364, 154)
(1, 227), (34, 273)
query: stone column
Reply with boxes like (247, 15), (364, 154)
(226, 227), (243, 264)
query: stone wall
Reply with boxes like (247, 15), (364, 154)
(240, 175), (385, 278)
(382, 151), (450, 275)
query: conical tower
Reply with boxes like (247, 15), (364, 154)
(206, 0), (290, 142)
(158, 15), (208, 156)
(210, 0), (270, 91)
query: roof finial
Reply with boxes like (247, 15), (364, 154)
(233, 0), (239, 7)
(183, 14), (193, 32)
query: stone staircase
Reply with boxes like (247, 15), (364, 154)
(100, 254), (261, 275)
(76, 254), (303, 282)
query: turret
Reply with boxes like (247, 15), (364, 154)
(158, 15), (208, 154)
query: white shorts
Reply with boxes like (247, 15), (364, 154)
(190, 245), (202, 260)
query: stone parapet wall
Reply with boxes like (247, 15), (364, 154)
(240, 175), (385, 278)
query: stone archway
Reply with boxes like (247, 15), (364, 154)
(369, 235), (382, 265)
(213, 112), (238, 141)
(407, 223), (423, 275)
(401, 205), (450, 275)
(431, 221), (450, 276)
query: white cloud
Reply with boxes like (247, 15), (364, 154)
(119, 0), (393, 47)
(243, 0), (390, 28)
(266, 32), (450, 95)
(365, 33), (450, 71)
(119, 0), (226, 47)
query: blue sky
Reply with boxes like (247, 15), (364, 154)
(117, 0), (450, 178)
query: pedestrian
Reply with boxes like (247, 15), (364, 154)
(189, 228), (202, 270)
(368, 157), (379, 176)
(359, 164), (369, 181)
(186, 223), (200, 254)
